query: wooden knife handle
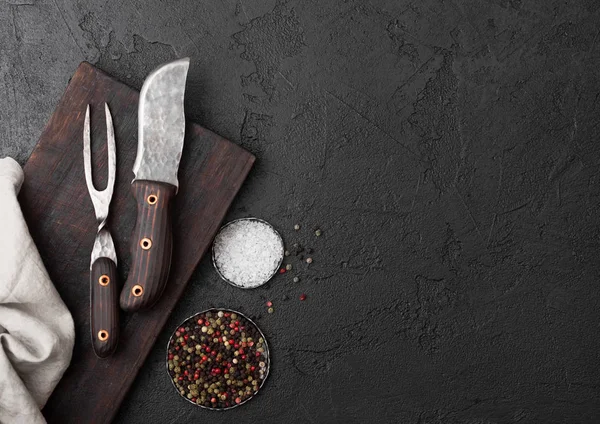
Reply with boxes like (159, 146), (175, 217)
(91, 257), (119, 358)
(120, 180), (176, 311)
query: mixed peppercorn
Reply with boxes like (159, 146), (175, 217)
(167, 309), (269, 409)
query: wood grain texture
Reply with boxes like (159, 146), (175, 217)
(91, 257), (119, 358)
(120, 181), (175, 311)
(19, 62), (255, 423)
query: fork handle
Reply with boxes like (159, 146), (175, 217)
(120, 180), (176, 311)
(91, 257), (119, 358)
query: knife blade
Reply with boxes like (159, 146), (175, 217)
(120, 58), (190, 312)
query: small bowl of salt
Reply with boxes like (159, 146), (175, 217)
(212, 218), (284, 289)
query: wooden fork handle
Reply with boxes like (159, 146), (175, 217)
(91, 257), (119, 358)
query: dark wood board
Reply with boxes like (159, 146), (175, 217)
(19, 62), (255, 423)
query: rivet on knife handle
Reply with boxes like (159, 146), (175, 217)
(119, 58), (190, 311)
(120, 181), (175, 311)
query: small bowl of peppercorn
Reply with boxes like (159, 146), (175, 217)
(166, 308), (270, 410)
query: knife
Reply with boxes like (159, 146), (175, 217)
(120, 58), (190, 311)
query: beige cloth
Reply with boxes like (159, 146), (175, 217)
(0, 157), (75, 423)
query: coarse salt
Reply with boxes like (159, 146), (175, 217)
(212, 218), (284, 288)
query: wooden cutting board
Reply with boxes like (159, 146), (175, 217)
(19, 62), (255, 423)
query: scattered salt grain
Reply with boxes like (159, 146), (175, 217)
(213, 218), (284, 289)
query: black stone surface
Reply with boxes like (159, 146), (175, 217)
(2, 1), (600, 423)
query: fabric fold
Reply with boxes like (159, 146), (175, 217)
(0, 157), (75, 424)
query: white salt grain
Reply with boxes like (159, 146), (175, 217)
(213, 218), (284, 288)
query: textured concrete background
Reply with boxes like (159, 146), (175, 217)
(2, 0), (600, 423)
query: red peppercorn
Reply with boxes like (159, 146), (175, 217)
(211, 398), (217, 403)
(300, 293), (307, 301)
(215, 331), (220, 336)
(206, 347), (211, 353)
(241, 355), (246, 360)
(266, 301), (273, 307)
(184, 370), (189, 376)
(175, 346), (180, 351)
(279, 268), (286, 274)
(235, 397), (241, 404)
(178, 376), (183, 381)
(168, 354), (174, 360)
(256, 352), (261, 357)
(251, 366), (256, 371)
(178, 327), (185, 333)
(202, 355), (207, 361)
(184, 334), (189, 340)
(191, 397), (197, 402)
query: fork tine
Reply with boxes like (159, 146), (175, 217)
(83, 104), (96, 196)
(104, 103), (116, 200)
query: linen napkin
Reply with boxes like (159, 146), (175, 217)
(0, 157), (75, 423)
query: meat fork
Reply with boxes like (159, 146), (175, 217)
(83, 104), (119, 358)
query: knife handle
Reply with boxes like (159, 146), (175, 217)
(120, 180), (176, 311)
(91, 257), (119, 358)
